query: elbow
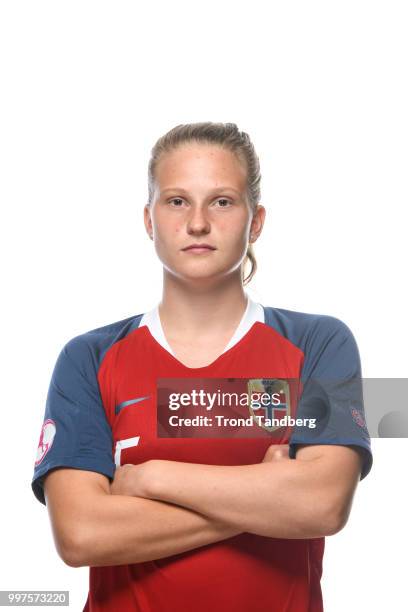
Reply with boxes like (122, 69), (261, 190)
(58, 543), (82, 569)
(57, 529), (91, 568)
(62, 549), (83, 569)
(322, 499), (351, 536)
(298, 500), (349, 539)
(319, 516), (341, 537)
(324, 513), (348, 537)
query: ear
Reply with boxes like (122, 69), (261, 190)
(250, 204), (266, 240)
(144, 204), (153, 239)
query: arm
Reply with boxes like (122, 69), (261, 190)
(127, 443), (365, 539)
(43, 467), (242, 568)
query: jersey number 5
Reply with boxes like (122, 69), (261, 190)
(114, 436), (140, 467)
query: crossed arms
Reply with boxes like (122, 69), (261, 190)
(43, 443), (364, 568)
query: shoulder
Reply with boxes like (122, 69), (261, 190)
(56, 312), (144, 372)
(262, 304), (355, 352)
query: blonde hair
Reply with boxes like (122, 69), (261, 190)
(147, 122), (261, 285)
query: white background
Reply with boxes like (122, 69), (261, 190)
(1, 1), (407, 610)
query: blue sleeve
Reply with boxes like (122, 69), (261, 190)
(288, 316), (373, 480)
(31, 335), (116, 505)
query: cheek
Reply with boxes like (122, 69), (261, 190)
(154, 215), (181, 238)
(154, 222), (184, 255)
(219, 221), (248, 246)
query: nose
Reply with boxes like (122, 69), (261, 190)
(186, 206), (211, 235)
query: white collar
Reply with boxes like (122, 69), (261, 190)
(139, 293), (264, 356)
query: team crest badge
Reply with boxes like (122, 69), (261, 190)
(247, 378), (291, 432)
(350, 407), (366, 429)
(35, 419), (56, 466)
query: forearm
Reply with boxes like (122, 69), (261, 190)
(146, 458), (337, 539)
(75, 492), (242, 567)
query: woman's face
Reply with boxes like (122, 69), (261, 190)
(144, 143), (264, 284)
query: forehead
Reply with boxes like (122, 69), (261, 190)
(154, 143), (247, 193)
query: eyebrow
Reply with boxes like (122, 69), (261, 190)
(160, 186), (242, 196)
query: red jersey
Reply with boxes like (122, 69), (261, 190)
(32, 296), (372, 611)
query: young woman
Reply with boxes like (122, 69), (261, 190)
(32, 122), (373, 612)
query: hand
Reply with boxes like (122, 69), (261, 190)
(110, 461), (153, 497)
(262, 443), (290, 463)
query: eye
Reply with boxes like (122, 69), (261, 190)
(168, 198), (184, 207)
(166, 197), (232, 208)
(214, 198), (232, 207)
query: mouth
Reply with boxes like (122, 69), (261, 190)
(182, 244), (216, 253)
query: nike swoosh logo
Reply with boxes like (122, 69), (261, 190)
(115, 396), (150, 416)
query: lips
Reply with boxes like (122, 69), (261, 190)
(182, 244), (216, 250)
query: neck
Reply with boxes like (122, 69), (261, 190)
(158, 270), (249, 338)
